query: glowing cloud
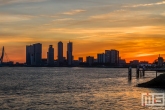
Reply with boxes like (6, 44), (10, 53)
(124, 1), (165, 8)
(62, 9), (86, 15)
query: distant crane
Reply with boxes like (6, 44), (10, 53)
(0, 46), (4, 64)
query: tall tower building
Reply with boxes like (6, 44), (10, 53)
(26, 45), (33, 65)
(34, 43), (42, 65)
(26, 43), (42, 66)
(58, 41), (63, 63)
(104, 49), (119, 65)
(110, 49), (119, 65)
(47, 45), (54, 66)
(105, 50), (111, 63)
(67, 41), (73, 66)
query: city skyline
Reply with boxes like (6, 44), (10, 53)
(1, 41), (164, 63)
(0, 0), (165, 63)
(25, 42), (123, 66)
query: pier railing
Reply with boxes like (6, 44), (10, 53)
(128, 67), (165, 81)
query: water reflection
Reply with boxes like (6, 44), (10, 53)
(0, 67), (164, 109)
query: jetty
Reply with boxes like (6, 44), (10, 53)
(128, 67), (165, 80)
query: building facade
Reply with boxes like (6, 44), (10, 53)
(67, 41), (73, 66)
(86, 56), (94, 66)
(158, 55), (164, 67)
(58, 41), (63, 64)
(47, 45), (54, 66)
(105, 50), (111, 63)
(78, 57), (83, 63)
(26, 43), (42, 66)
(110, 49), (119, 65)
(105, 49), (119, 65)
(97, 53), (105, 63)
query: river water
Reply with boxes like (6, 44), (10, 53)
(0, 67), (164, 110)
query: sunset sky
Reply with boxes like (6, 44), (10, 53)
(0, 0), (165, 63)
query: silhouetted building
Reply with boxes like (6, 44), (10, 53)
(97, 53), (105, 63)
(47, 45), (54, 66)
(67, 41), (73, 66)
(139, 61), (150, 67)
(73, 60), (79, 66)
(110, 49), (119, 65)
(79, 57), (83, 63)
(158, 54), (164, 66)
(105, 49), (119, 65)
(42, 58), (47, 66)
(26, 45), (33, 65)
(58, 41), (63, 64)
(105, 50), (111, 63)
(86, 56), (94, 66)
(26, 43), (42, 66)
(130, 60), (139, 66)
(119, 58), (126, 66)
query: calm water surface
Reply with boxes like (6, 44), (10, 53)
(0, 67), (164, 110)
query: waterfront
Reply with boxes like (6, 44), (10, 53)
(0, 67), (164, 110)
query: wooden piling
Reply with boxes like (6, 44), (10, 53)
(128, 67), (132, 80)
(136, 67), (139, 79)
(142, 66), (145, 77)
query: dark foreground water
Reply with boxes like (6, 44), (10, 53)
(0, 67), (164, 110)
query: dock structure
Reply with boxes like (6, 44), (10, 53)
(144, 68), (165, 77)
(129, 67), (165, 80)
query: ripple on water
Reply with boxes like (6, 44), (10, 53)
(0, 67), (164, 109)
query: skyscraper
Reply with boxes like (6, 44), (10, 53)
(34, 43), (42, 65)
(26, 43), (42, 66)
(67, 41), (73, 66)
(58, 41), (63, 64)
(97, 53), (105, 63)
(104, 49), (119, 65)
(26, 45), (33, 65)
(110, 49), (119, 65)
(47, 45), (54, 66)
(105, 50), (111, 63)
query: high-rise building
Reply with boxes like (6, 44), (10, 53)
(97, 53), (105, 63)
(104, 49), (119, 65)
(86, 56), (94, 66)
(105, 50), (111, 63)
(26, 43), (42, 66)
(67, 41), (73, 66)
(26, 45), (33, 65)
(110, 49), (119, 65)
(47, 45), (54, 66)
(34, 43), (42, 65)
(58, 41), (63, 63)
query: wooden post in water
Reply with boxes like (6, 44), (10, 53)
(128, 67), (132, 80)
(142, 66), (145, 77)
(136, 66), (139, 79)
(139, 68), (142, 78)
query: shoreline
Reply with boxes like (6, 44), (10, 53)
(137, 73), (165, 89)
